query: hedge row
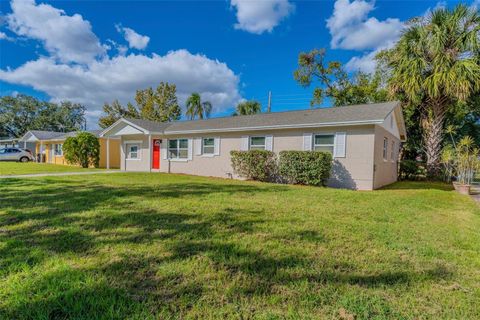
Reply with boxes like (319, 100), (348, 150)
(230, 150), (333, 186)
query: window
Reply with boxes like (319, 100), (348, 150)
(391, 141), (395, 161)
(168, 139), (188, 159)
(250, 136), (266, 150)
(383, 137), (388, 160)
(314, 134), (335, 154)
(202, 138), (215, 155)
(54, 144), (63, 156)
(126, 143), (140, 159)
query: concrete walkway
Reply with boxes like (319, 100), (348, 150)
(0, 170), (119, 179)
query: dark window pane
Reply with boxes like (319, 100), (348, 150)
(314, 135), (334, 145)
(250, 137), (265, 146)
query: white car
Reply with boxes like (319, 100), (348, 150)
(0, 148), (35, 162)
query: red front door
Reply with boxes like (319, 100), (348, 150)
(152, 139), (161, 169)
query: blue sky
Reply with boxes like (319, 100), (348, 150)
(0, 0), (472, 128)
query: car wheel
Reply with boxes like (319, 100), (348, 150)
(19, 157), (29, 163)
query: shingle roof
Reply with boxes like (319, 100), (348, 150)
(29, 130), (66, 140)
(24, 129), (103, 141)
(124, 118), (172, 133)
(122, 101), (399, 134)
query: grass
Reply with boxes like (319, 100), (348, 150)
(0, 162), (105, 176)
(0, 173), (479, 319)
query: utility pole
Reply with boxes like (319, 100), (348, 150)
(267, 91), (271, 113)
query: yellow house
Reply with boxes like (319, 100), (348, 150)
(19, 130), (120, 169)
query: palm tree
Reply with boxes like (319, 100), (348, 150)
(185, 93), (212, 120)
(382, 5), (480, 177)
(233, 100), (261, 116)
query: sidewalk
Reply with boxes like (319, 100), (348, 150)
(0, 170), (119, 179)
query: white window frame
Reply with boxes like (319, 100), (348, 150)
(313, 133), (335, 154)
(202, 138), (215, 156)
(54, 143), (63, 156)
(383, 137), (388, 161)
(391, 140), (395, 162)
(249, 136), (266, 150)
(125, 140), (142, 161)
(168, 138), (189, 161)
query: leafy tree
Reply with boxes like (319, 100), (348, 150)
(135, 82), (182, 122)
(99, 100), (140, 129)
(380, 5), (480, 177)
(234, 100), (262, 116)
(63, 132), (100, 168)
(294, 48), (388, 107)
(186, 93), (212, 120)
(0, 94), (85, 137)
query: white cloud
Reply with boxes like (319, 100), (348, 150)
(0, 0), (242, 126)
(6, 0), (105, 64)
(327, 0), (403, 50)
(231, 0), (294, 34)
(326, 0), (403, 73)
(115, 24), (150, 50)
(0, 50), (242, 116)
(0, 31), (9, 40)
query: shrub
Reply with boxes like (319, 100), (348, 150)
(278, 151), (332, 186)
(399, 160), (426, 180)
(230, 150), (277, 182)
(63, 132), (100, 168)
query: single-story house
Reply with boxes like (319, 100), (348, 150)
(19, 130), (121, 168)
(100, 101), (406, 190)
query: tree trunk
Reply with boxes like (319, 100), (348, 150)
(422, 99), (447, 178)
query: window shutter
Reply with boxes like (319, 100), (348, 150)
(214, 137), (220, 156)
(265, 135), (273, 151)
(161, 139), (167, 160)
(241, 136), (249, 151)
(303, 133), (312, 151)
(334, 132), (346, 158)
(195, 138), (202, 156)
(188, 138), (193, 160)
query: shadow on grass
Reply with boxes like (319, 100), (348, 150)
(381, 180), (454, 191)
(0, 177), (456, 318)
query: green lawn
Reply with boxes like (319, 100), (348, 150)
(0, 162), (104, 176)
(0, 173), (479, 319)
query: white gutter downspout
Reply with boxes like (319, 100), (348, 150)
(106, 138), (110, 170)
(148, 134), (152, 172)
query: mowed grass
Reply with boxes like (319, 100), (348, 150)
(0, 162), (104, 176)
(0, 173), (479, 319)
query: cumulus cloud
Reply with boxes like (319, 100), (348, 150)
(0, 0), (242, 126)
(326, 0), (403, 73)
(6, 0), (105, 64)
(231, 0), (294, 34)
(0, 50), (241, 116)
(327, 0), (403, 50)
(115, 24), (150, 50)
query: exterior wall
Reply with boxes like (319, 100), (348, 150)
(34, 138), (120, 168)
(373, 125), (401, 189)
(99, 138), (121, 168)
(143, 125), (377, 190)
(121, 135), (151, 172)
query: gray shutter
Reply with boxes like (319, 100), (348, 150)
(188, 138), (193, 160)
(162, 139), (168, 160)
(241, 136), (249, 151)
(334, 132), (346, 158)
(303, 133), (312, 151)
(214, 137), (220, 156)
(265, 135), (273, 151)
(195, 138), (202, 156)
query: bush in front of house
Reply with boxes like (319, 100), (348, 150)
(63, 132), (100, 168)
(230, 150), (277, 182)
(278, 151), (333, 186)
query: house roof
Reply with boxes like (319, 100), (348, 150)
(20, 129), (105, 142)
(165, 101), (400, 134)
